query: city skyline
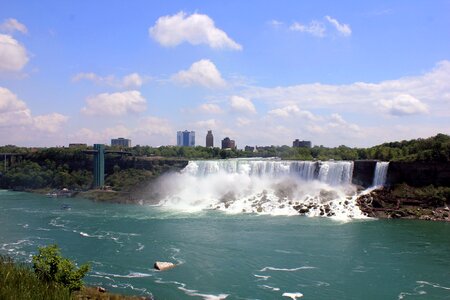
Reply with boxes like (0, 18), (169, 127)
(0, 1), (449, 148)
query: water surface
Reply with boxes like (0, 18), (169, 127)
(1, 190), (449, 299)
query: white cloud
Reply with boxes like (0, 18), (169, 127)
(244, 60), (450, 117)
(0, 34), (29, 72)
(230, 96), (256, 114)
(325, 16), (351, 36)
(0, 87), (67, 134)
(289, 21), (326, 37)
(0, 86), (32, 127)
(81, 90), (147, 116)
(0, 18), (28, 34)
(194, 119), (218, 129)
(149, 11), (242, 50)
(122, 73), (143, 88)
(33, 113), (69, 133)
(135, 116), (173, 136)
(198, 103), (223, 114)
(269, 20), (283, 28)
(268, 104), (319, 121)
(236, 117), (252, 127)
(73, 72), (144, 88)
(377, 94), (429, 116)
(172, 59), (226, 88)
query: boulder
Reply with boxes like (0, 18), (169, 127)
(154, 261), (176, 271)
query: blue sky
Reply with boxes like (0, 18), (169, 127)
(0, 0), (449, 147)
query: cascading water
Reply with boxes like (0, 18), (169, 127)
(154, 158), (367, 219)
(372, 161), (389, 187)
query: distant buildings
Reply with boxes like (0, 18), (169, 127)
(111, 138), (131, 148)
(244, 146), (255, 152)
(293, 139), (312, 148)
(206, 130), (214, 147)
(177, 130), (195, 147)
(222, 137), (236, 150)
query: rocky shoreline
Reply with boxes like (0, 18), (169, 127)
(356, 187), (450, 222)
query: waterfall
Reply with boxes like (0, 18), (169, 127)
(372, 161), (389, 187)
(153, 158), (366, 219)
(182, 159), (353, 186)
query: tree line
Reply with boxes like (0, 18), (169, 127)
(0, 133), (448, 191)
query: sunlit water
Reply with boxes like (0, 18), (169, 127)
(1, 190), (450, 299)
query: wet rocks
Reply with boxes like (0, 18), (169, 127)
(356, 187), (450, 222)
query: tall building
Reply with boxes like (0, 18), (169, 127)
(206, 130), (214, 147)
(222, 137), (236, 149)
(293, 139), (312, 148)
(177, 130), (195, 147)
(111, 138), (131, 147)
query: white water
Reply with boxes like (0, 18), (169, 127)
(372, 161), (389, 187)
(153, 158), (367, 219)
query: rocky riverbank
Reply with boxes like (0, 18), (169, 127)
(356, 184), (450, 221)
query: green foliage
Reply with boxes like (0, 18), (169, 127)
(392, 184), (450, 206)
(106, 169), (154, 191)
(0, 255), (71, 299)
(32, 245), (90, 292)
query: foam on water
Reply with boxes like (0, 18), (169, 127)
(152, 158), (368, 218)
(155, 279), (228, 300)
(260, 266), (316, 272)
(282, 292), (304, 299)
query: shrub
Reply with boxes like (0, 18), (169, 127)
(32, 244), (90, 292)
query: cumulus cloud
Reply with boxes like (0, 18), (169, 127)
(289, 21), (326, 37)
(0, 18), (28, 34)
(230, 96), (256, 114)
(377, 94), (429, 116)
(268, 104), (319, 121)
(136, 116), (173, 136)
(0, 34), (29, 72)
(172, 59), (226, 88)
(73, 72), (144, 88)
(244, 60), (450, 117)
(325, 16), (351, 36)
(122, 73), (143, 88)
(0, 86), (31, 127)
(198, 103), (223, 114)
(33, 113), (69, 133)
(194, 119), (218, 129)
(149, 11), (242, 50)
(0, 87), (67, 133)
(81, 90), (147, 116)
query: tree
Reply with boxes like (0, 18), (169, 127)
(32, 245), (90, 292)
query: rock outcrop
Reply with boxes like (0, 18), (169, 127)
(357, 187), (450, 221)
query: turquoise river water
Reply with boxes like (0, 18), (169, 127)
(1, 190), (450, 299)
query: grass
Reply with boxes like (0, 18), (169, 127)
(0, 256), (71, 300)
(0, 256), (150, 300)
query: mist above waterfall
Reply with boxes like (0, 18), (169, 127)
(148, 158), (367, 219)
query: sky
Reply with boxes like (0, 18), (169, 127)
(0, 0), (449, 148)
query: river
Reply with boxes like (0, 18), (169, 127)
(1, 189), (450, 299)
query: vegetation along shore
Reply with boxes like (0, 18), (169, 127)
(1, 134), (449, 221)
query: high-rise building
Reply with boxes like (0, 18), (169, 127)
(206, 130), (214, 147)
(222, 137), (236, 149)
(177, 130), (195, 147)
(293, 139), (312, 148)
(111, 138), (131, 147)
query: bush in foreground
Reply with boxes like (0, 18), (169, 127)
(32, 244), (90, 292)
